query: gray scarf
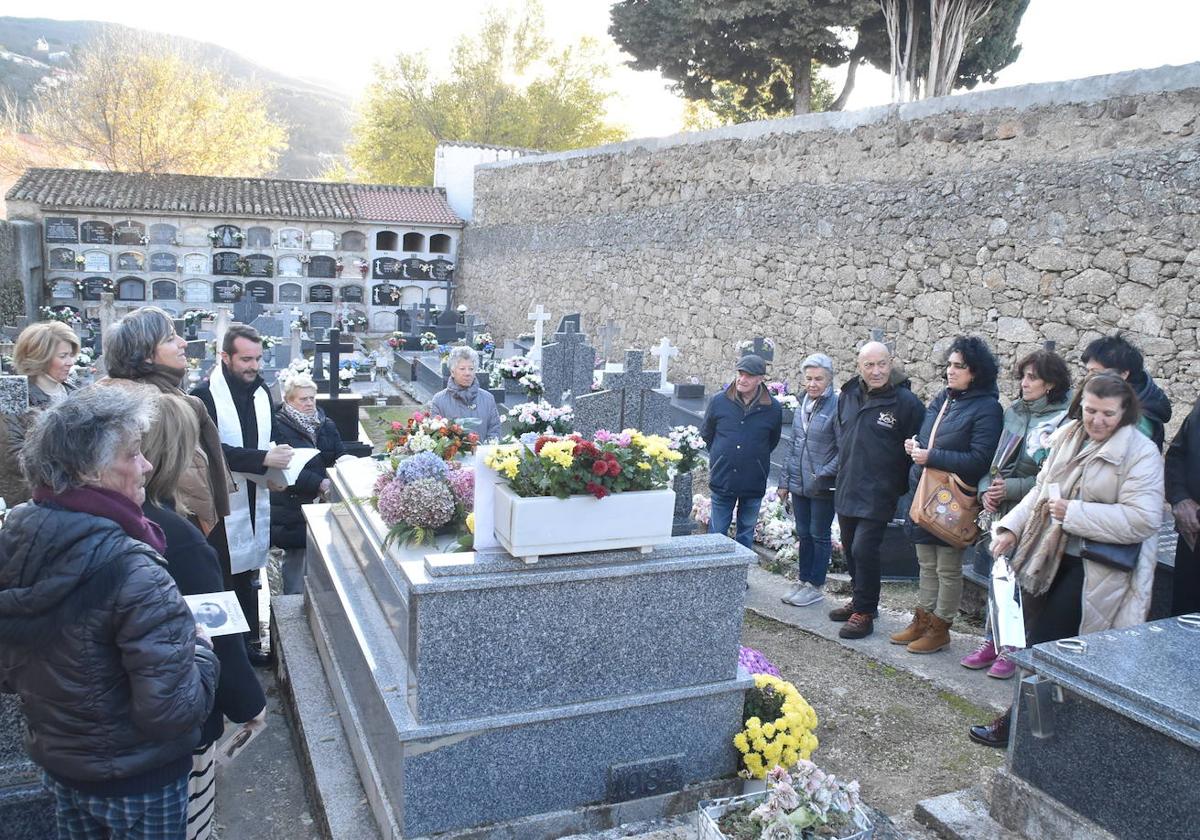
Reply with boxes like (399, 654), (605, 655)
(281, 403), (321, 444)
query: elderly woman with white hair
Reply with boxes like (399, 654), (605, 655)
(777, 353), (840, 608)
(430, 345), (502, 441)
(270, 372), (348, 595)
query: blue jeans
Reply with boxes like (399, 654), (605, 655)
(709, 491), (763, 548)
(791, 493), (835, 586)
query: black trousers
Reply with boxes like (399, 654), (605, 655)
(1028, 554), (1085, 647)
(1172, 536), (1200, 616)
(839, 515), (888, 615)
(208, 521), (263, 646)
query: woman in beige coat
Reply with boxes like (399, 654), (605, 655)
(969, 372), (1164, 747)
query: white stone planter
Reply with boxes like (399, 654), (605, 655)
(492, 483), (675, 563)
(697, 792), (873, 840)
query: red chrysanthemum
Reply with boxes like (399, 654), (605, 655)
(591, 460), (608, 476)
(585, 481), (609, 500)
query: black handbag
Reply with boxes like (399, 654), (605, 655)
(1080, 539), (1141, 572)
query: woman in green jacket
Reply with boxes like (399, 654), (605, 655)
(960, 348), (1072, 678)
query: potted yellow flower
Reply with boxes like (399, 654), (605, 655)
(733, 674), (819, 784)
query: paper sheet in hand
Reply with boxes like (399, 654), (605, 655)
(184, 591), (250, 637)
(214, 721), (263, 766)
(277, 447), (321, 486)
(989, 556), (1026, 650)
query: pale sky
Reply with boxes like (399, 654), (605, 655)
(21, 0), (1200, 139)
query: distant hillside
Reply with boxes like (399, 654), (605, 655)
(0, 16), (352, 179)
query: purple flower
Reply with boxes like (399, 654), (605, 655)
(594, 429), (615, 443)
(394, 451), (449, 485)
(447, 467), (475, 510)
(391, 478), (456, 528)
(738, 645), (781, 677)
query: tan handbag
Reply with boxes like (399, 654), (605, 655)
(908, 399), (982, 549)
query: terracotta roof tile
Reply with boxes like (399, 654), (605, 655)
(5, 168), (463, 226)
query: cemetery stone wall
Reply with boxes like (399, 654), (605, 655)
(460, 63), (1200, 413)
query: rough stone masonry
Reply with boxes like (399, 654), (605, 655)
(459, 63), (1200, 415)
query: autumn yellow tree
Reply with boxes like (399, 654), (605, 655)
(1, 29), (288, 176)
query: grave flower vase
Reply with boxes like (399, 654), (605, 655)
(697, 793), (873, 840)
(492, 483), (674, 564)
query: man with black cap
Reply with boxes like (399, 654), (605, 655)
(701, 354), (783, 548)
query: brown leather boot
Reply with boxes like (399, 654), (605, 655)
(907, 613), (952, 654)
(889, 607), (930, 645)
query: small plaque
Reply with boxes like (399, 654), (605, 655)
(606, 754), (683, 803)
(45, 218), (79, 243)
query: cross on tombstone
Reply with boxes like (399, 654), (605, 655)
(650, 336), (679, 391)
(527, 303), (551, 367)
(573, 349), (671, 437)
(419, 300), (439, 327)
(540, 322), (596, 407)
(463, 314), (487, 347)
(556, 313), (581, 334)
(313, 328), (354, 398)
(596, 319), (622, 364)
(213, 308), (233, 353)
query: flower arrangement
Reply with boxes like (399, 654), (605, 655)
(338, 360), (359, 386)
(497, 355), (534, 380)
(39, 306), (81, 324)
(473, 332), (495, 352)
(767, 381), (801, 411)
(755, 496), (796, 551)
(278, 357), (313, 391)
(76, 278), (114, 296)
(484, 429), (681, 500)
(733, 674), (819, 780)
(355, 315), (368, 327)
(74, 254), (85, 269)
(420, 331), (438, 351)
(370, 451), (474, 546)
(778, 393), (800, 410)
(291, 314), (310, 333)
(692, 493), (712, 526)
(260, 335), (280, 349)
(71, 347), (95, 380)
(738, 646), (782, 678)
(385, 411), (479, 461)
(737, 338), (776, 355)
(387, 331), (406, 350)
(505, 401), (574, 437)
(183, 309), (216, 328)
(520, 373), (544, 397)
(714, 763), (863, 840)
(666, 425), (706, 473)
(355, 258), (370, 277)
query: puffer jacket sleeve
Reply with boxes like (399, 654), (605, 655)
(780, 413), (799, 492)
(926, 399), (1004, 484)
(114, 552), (220, 740)
(1063, 433), (1164, 544)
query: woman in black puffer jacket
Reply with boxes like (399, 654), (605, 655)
(0, 385), (219, 840)
(896, 336), (1003, 654)
(270, 373), (348, 594)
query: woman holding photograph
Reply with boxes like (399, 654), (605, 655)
(969, 372), (1163, 747)
(142, 390), (266, 840)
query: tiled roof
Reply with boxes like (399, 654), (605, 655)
(5, 168), (463, 226)
(437, 140), (541, 154)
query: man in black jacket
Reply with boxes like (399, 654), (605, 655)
(1082, 333), (1171, 450)
(1165, 395), (1200, 616)
(701, 355), (783, 548)
(193, 325), (294, 665)
(831, 341), (925, 639)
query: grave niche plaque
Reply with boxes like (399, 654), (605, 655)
(308, 256), (336, 279)
(49, 248), (75, 270)
(372, 283), (402, 306)
(244, 254), (273, 277)
(152, 280), (178, 301)
(80, 221), (113, 244)
(428, 257), (454, 281)
(116, 252), (145, 271)
(45, 218), (79, 243)
(212, 279), (244, 303)
(279, 283), (302, 304)
(150, 252), (177, 273)
(341, 285), (364, 304)
(246, 280), (274, 303)
(212, 252), (241, 276)
(373, 258), (402, 280)
(51, 280), (76, 299)
(148, 224), (176, 245)
(401, 257), (429, 279)
(81, 277), (108, 301)
(83, 252), (110, 273)
(309, 284), (334, 304)
(114, 222), (144, 246)
(213, 225), (241, 248)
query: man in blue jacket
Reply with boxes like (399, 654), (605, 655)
(701, 355), (783, 548)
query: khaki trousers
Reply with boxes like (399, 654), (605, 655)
(915, 543), (964, 622)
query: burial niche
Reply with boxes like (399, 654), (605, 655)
(148, 223), (176, 245)
(114, 221), (145, 246)
(375, 231), (398, 251)
(152, 280), (178, 301)
(246, 226), (272, 249)
(402, 232), (425, 252)
(117, 277), (145, 301)
(341, 230), (366, 251)
(429, 233), (451, 254)
(279, 283), (303, 303)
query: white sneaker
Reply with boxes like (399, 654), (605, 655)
(780, 583), (806, 605)
(791, 583), (826, 607)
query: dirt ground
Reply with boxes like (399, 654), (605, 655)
(740, 612), (1003, 818)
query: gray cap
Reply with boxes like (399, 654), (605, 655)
(735, 354), (767, 376)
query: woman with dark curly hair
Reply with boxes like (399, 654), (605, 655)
(895, 336), (1003, 653)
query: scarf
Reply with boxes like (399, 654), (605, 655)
(109, 363), (232, 520)
(281, 403), (321, 444)
(444, 376), (481, 406)
(1010, 422), (1105, 596)
(33, 485), (167, 555)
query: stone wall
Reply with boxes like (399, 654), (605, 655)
(459, 63), (1200, 414)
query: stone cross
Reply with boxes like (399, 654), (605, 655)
(527, 303), (551, 367)
(463, 314), (487, 348)
(650, 336), (679, 391)
(313, 328), (353, 398)
(290, 325), (303, 361)
(596, 319), (621, 364)
(540, 322), (596, 407)
(573, 349), (671, 437)
(419, 300), (439, 327)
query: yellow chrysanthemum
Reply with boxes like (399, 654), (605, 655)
(732, 732), (749, 753)
(465, 513), (475, 534)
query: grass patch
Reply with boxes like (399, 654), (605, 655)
(362, 406), (419, 448)
(937, 690), (996, 721)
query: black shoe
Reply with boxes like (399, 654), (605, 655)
(246, 644), (275, 668)
(838, 612), (874, 639)
(969, 710), (1012, 748)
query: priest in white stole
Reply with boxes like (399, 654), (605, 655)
(192, 324), (294, 664)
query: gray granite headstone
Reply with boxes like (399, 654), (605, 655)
(185, 340), (207, 362)
(539, 323), (595, 407)
(556, 313), (581, 335)
(273, 343), (293, 369)
(249, 315), (285, 338)
(596, 319), (621, 364)
(234, 298), (264, 325)
(572, 350), (670, 437)
(463, 314), (487, 347)
(0, 376), (30, 415)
